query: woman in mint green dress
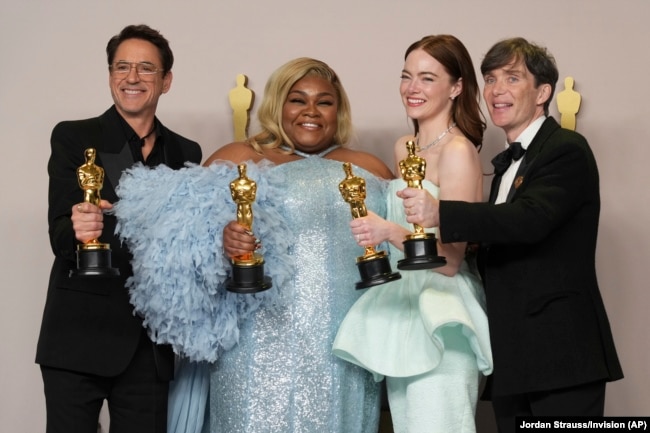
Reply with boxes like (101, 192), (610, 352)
(333, 35), (493, 433)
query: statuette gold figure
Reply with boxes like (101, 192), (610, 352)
(70, 148), (119, 277)
(225, 163), (271, 293)
(339, 162), (400, 289)
(399, 140), (428, 236)
(397, 141), (446, 270)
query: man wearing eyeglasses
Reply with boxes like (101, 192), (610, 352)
(36, 24), (202, 433)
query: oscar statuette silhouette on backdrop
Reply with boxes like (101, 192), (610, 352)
(557, 76), (581, 131)
(397, 140), (446, 270)
(70, 148), (120, 277)
(229, 74), (254, 141)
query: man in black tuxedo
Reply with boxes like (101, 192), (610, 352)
(36, 24), (202, 433)
(398, 37), (623, 433)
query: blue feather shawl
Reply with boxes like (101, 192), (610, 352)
(114, 161), (295, 362)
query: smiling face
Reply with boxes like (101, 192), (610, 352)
(281, 75), (339, 153)
(482, 59), (550, 141)
(108, 38), (172, 121)
(400, 48), (461, 126)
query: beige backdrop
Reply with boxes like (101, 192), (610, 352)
(1, 0), (648, 431)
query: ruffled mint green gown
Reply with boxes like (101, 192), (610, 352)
(332, 179), (493, 433)
(207, 157), (383, 433)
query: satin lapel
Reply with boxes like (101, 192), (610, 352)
(489, 174), (501, 204)
(161, 128), (186, 170)
(98, 143), (134, 192)
(506, 158), (530, 203)
(94, 108), (135, 195)
(505, 117), (560, 203)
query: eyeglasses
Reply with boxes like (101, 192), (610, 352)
(110, 61), (163, 78)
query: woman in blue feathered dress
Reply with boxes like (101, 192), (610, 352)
(115, 57), (393, 432)
(203, 58), (393, 432)
(332, 35), (494, 433)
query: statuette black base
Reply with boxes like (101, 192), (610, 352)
(397, 236), (446, 270)
(226, 261), (272, 294)
(70, 247), (120, 278)
(355, 254), (401, 289)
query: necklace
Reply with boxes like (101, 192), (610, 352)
(415, 123), (456, 152)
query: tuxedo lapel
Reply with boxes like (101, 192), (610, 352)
(94, 108), (134, 194)
(504, 117), (561, 203)
(506, 158), (530, 203)
(162, 129), (186, 170)
(99, 143), (134, 192)
(88, 108), (192, 192)
(489, 175), (501, 204)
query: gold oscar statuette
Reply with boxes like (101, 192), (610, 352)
(396, 141), (446, 270)
(339, 162), (400, 289)
(225, 163), (271, 293)
(70, 148), (120, 277)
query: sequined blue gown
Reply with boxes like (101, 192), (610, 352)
(207, 157), (383, 433)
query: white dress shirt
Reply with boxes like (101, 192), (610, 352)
(495, 116), (546, 204)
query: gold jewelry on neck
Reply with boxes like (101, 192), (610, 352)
(415, 123), (456, 152)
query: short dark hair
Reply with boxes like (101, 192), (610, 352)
(106, 24), (173, 74)
(480, 37), (558, 115)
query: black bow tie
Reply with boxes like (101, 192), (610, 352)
(491, 142), (525, 176)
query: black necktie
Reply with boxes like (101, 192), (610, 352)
(491, 142), (525, 176)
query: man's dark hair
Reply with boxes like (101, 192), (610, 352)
(106, 24), (173, 74)
(481, 37), (558, 115)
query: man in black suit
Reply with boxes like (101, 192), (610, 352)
(398, 37), (623, 433)
(36, 24), (202, 433)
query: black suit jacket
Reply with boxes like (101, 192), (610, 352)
(439, 117), (623, 397)
(36, 106), (202, 379)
